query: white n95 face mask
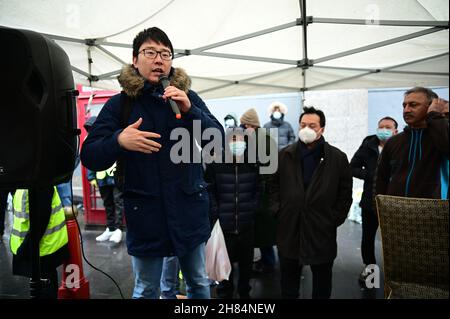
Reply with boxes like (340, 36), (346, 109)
(272, 111), (282, 119)
(298, 127), (317, 144)
(224, 119), (235, 128)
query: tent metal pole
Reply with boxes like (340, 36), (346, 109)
(315, 52), (449, 73)
(235, 82), (299, 90)
(194, 51), (296, 65)
(40, 33), (85, 44)
(197, 83), (236, 95)
(192, 67), (296, 84)
(242, 67), (298, 81)
(382, 70), (448, 76)
(87, 47), (93, 86)
(72, 66), (90, 78)
(300, 91), (306, 107)
(313, 17), (449, 27)
(191, 20), (299, 53)
(96, 70), (122, 80)
(314, 27), (446, 64)
(299, 0), (309, 93)
(302, 69), (307, 93)
(190, 76), (234, 84)
(314, 66), (449, 76)
(300, 0), (308, 61)
(96, 41), (132, 49)
(309, 67), (449, 91)
(309, 52), (449, 90)
(315, 65), (374, 72)
(94, 45), (128, 66)
(308, 71), (374, 90)
(382, 52), (449, 70)
(197, 67), (302, 95)
(98, 0), (176, 39)
(197, 81), (299, 96)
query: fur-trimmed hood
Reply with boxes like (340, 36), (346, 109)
(268, 101), (288, 115)
(117, 64), (192, 97)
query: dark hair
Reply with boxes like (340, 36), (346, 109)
(132, 27), (174, 58)
(299, 106), (326, 127)
(378, 116), (398, 129)
(224, 114), (237, 125)
(404, 87), (438, 105)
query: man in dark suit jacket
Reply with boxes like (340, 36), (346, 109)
(268, 106), (353, 299)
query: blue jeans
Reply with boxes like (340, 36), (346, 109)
(56, 182), (72, 206)
(160, 256), (180, 299)
(131, 243), (210, 299)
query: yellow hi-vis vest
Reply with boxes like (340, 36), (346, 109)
(95, 163), (116, 180)
(10, 187), (68, 256)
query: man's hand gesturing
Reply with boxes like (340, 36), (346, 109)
(118, 118), (162, 153)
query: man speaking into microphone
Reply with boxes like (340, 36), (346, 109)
(159, 74), (182, 119)
(81, 27), (223, 299)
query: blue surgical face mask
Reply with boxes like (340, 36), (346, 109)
(229, 141), (246, 156)
(376, 128), (393, 141)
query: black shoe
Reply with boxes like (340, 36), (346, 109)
(262, 265), (275, 274)
(216, 292), (233, 299)
(252, 260), (264, 273)
(216, 283), (233, 299)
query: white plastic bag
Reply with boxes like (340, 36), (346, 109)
(205, 221), (232, 281)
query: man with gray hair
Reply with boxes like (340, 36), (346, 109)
(375, 87), (449, 199)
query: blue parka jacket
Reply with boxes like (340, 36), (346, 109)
(81, 65), (224, 257)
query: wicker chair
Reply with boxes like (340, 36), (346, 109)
(375, 195), (449, 299)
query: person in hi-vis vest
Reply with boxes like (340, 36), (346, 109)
(84, 116), (124, 243)
(10, 187), (68, 298)
(87, 163), (124, 243)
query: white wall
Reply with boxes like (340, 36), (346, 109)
(304, 89), (368, 161)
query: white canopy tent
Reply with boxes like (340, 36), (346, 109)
(0, 0), (448, 99)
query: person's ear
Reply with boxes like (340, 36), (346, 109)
(319, 127), (325, 135)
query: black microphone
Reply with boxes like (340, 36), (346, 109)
(159, 74), (181, 119)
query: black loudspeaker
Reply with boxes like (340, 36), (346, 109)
(0, 27), (79, 189)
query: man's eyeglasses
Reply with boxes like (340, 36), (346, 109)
(139, 48), (172, 61)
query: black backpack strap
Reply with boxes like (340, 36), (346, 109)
(115, 92), (134, 192)
(119, 92), (134, 128)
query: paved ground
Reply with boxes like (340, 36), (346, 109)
(0, 206), (384, 299)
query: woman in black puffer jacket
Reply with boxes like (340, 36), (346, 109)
(204, 128), (261, 299)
